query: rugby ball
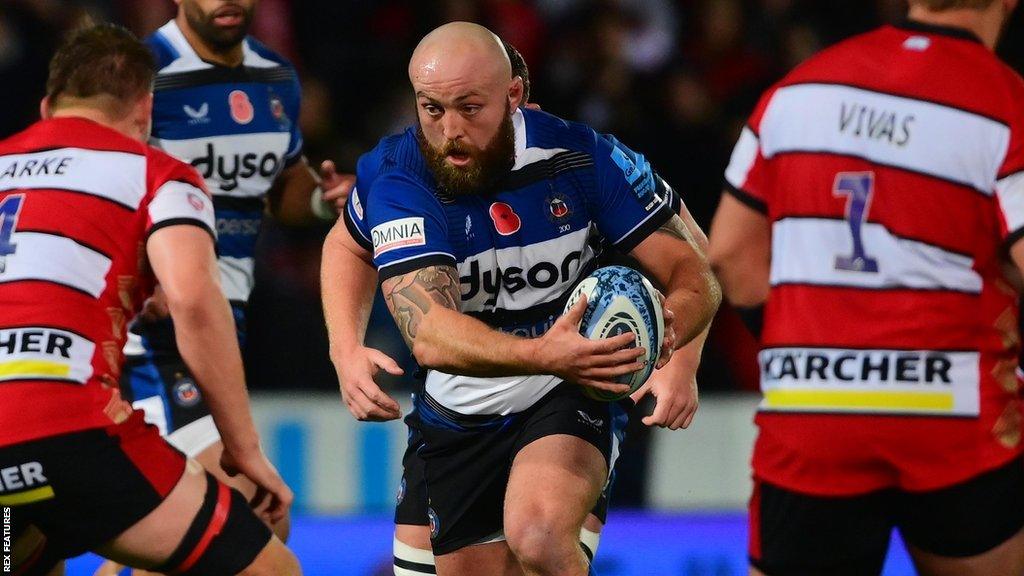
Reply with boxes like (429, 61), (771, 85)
(564, 265), (664, 401)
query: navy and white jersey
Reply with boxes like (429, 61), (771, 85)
(147, 20), (302, 305)
(124, 21), (302, 358)
(345, 108), (675, 415)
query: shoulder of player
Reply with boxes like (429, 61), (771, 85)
(243, 36), (297, 76)
(519, 107), (595, 155)
(143, 145), (208, 195)
(772, 27), (888, 88)
(145, 28), (180, 72)
(365, 167), (436, 206)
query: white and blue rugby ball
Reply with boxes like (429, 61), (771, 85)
(564, 265), (664, 401)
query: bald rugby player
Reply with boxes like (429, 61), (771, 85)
(323, 40), (701, 576)
(323, 22), (719, 576)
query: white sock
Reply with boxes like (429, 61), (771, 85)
(579, 527), (601, 562)
(394, 536), (436, 576)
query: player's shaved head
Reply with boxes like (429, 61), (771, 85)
(409, 22), (512, 93)
(408, 22), (523, 197)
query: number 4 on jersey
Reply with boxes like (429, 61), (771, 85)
(0, 194), (24, 272)
(833, 172), (878, 273)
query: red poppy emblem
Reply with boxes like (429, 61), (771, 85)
(489, 202), (521, 235)
(228, 90), (254, 124)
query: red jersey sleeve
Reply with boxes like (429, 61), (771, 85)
(994, 75), (1024, 245)
(143, 149), (216, 240)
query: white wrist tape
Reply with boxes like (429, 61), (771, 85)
(310, 186), (337, 220)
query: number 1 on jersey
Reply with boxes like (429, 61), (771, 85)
(0, 194), (24, 272)
(833, 172), (878, 273)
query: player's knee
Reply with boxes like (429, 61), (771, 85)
(238, 538), (301, 576)
(505, 510), (578, 569)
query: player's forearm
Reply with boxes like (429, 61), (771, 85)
(664, 264), (721, 349)
(709, 256), (769, 308)
(381, 265), (543, 377)
(169, 289), (260, 455)
(322, 224), (377, 358)
(411, 306), (540, 377)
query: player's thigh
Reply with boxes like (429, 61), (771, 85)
(908, 526), (1024, 576)
(748, 479), (892, 576)
(433, 541), (519, 576)
(5, 413), (189, 570)
(395, 524), (432, 552)
(898, 455), (1024, 576)
(101, 469), (287, 575)
(504, 434), (607, 544)
(95, 458), (207, 566)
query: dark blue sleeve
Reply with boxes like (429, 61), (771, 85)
(282, 71), (304, 165)
(342, 151), (378, 252)
(603, 134), (683, 216)
(365, 172), (456, 281)
(588, 133), (674, 252)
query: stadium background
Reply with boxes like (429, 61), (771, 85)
(2, 1), (1023, 574)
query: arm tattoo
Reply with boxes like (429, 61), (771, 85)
(656, 215), (694, 244)
(381, 265), (460, 348)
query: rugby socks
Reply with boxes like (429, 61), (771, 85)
(392, 528), (601, 574)
(393, 537), (436, 576)
(579, 526), (601, 564)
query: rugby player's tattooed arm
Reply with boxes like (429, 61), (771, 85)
(633, 211), (720, 349)
(380, 265), (640, 391)
(381, 265), (461, 347)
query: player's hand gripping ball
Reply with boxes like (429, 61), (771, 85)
(565, 265), (665, 401)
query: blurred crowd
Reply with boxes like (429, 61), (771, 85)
(2, 0), (1023, 397)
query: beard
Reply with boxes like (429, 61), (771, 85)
(183, 1), (254, 51)
(417, 104), (516, 197)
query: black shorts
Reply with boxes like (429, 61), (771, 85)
(415, 384), (630, 555)
(750, 455), (1024, 575)
(395, 400), (614, 528)
(121, 354), (212, 434)
(0, 411), (187, 559)
(120, 305), (246, 451)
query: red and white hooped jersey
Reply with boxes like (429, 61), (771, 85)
(0, 117), (215, 446)
(725, 21), (1024, 493)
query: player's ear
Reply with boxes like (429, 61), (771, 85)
(39, 96), (52, 120)
(132, 92), (155, 142)
(508, 77), (524, 112)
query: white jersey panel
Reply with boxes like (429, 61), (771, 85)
(0, 148), (146, 209)
(425, 371), (563, 416)
(149, 180), (216, 232)
(0, 232), (112, 298)
(770, 218), (982, 293)
(459, 227), (597, 313)
(760, 83), (1009, 194)
(153, 133), (290, 199)
(219, 255), (255, 303)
